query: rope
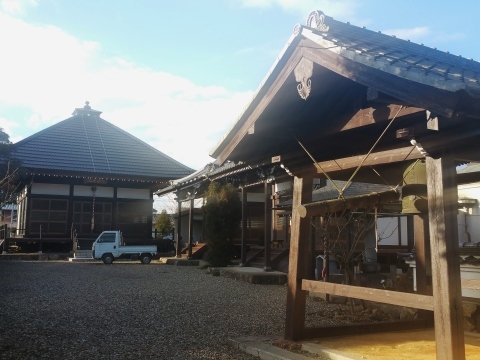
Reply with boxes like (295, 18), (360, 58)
(294, 136), (345, 200)
(81, 115), (96, 172)
(362, 144), (416, 191)
(341, 106), (404, 194)
(95, 118), (111, 173)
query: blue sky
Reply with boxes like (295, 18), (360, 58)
(1, 0), (479, 176)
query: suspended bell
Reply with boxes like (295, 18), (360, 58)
(402, 160), (428, 214)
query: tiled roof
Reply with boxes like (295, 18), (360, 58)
(457, 163), (480, 175)
(211, 10), (480, 159)
(278, 180), (395, 207)
(300, 11), (480, 96)
(1, 204), (17, 211)
(13, 104), (193, 181)
(155, 160), (250, 195)
(311, 181), (395, 202)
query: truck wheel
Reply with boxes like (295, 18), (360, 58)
(102, 254), (114, 264)
(140, 254), (151, 264)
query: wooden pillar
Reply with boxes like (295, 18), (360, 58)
(414, 213), (433, 326)
(176, 200), (182, 258)
(241, 187), (248, 265)
(112, 187), (118, 230)
(426, 154), (464, 360)
(285, 215), (289, 246)
(67, 184), (74, 241)
(148, 190), (154, 239)
(25, 187), (32, 237)
(264, 180), (272, 271)
(406, 216), (414, 252)
(187, 198), (194, 259)
(285, 176), (313, 341)
(414, 214), (432, 296)
(38, 224), (42, 254)
(271, 183), (277, 245)
(2, 224), (7, 254)
(308, 217), (316, 280)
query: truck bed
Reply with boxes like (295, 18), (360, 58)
(117, 245), (157, 254)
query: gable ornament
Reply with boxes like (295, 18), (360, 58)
(294, 58), (314, 100)
(306, 10), (329, 32)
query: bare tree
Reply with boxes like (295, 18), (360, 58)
(0, 128), (23, 209)
(313, 208), (376, 282)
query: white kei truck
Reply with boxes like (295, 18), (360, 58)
(92, 231), (157, 264)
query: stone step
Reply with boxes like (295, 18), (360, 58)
(74, 250), (93, 259)
(68, 257), (98, 263)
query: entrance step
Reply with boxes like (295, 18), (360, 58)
(68, 250), (95, 262)
(75, 250), (93, 258)
(180, 243), (208, 259)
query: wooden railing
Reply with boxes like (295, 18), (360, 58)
(0, 224), (77, 254)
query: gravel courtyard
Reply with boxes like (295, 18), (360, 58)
(0, 260), (407, 359)
(0, 261), (288, 360)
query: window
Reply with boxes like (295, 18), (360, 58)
(73, 201), (112, 235)
(97, 233), (116, 243)
(29, 198), (68, 235)
(117, 201), (150, 237)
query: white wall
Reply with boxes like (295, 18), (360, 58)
(377, 216), (408, 246)
(74, 185), (114, 198)
(31, 183), (69, 196)
(117, 188), (150, 199)
(457, 183), (480, 243)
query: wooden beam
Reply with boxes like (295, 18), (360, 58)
(215, 47), (304, 165)
(302, 280), (434, 311)
(301, 39), (459, 118)
(297, 190), (399, 218)
(302, 319), (429, 339)
(340, 105), (424, 131)
(315, 146), (423, 173)
(285, 176), (313, 341)
(426, 154), (465, 360)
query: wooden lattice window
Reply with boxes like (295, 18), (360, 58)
(29, 198), (68, 235)
(117, 201), (150, 237)
(73, 201), (112, 235)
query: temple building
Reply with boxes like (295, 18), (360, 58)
(12, 102), (193, 245)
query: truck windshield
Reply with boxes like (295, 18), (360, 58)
(98, 233), (116, 243)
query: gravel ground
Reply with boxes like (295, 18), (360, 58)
(0, 261), (399, 360)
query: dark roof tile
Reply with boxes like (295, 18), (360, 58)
(13, 107), (193, 181)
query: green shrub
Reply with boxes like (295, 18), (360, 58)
(202, 182), (241, 267)
(154, 210), (173, 237)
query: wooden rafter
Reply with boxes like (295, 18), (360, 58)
(297, 189), (399, 218)
(314, 146), (422, 173)
(339, 105), (424, 131)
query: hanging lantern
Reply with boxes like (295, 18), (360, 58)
(402, 160), (428, 214)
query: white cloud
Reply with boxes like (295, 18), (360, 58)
(0, 12), (253, 170)
(0, 116), (20, 143)
(0, 0), (37, 15)
(238, 0), (360, 20)
(383, 26), (430, 42)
